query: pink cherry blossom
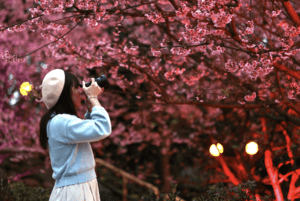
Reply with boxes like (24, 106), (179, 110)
(145, 12), (165, 24)
(170, 47), (191, 56)
(244, 92), (256, 102)
(266, 10), (281, 18)
(175, 3), (191, 17)
(151, 47), (161, 57)
(210, 10), (233, 28)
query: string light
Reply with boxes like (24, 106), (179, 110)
(245, 141), (258, 155)
(20, 82), (32, 96)
(210, 143), (223, 157)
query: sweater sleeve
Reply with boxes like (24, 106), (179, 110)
(53, 106), (111, 144)
(84, 110), (92, 119)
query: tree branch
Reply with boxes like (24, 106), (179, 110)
(216, 155), (240, 185)
(282, 1), (300, 27)
(274, 62), (300, 81)
(281, 128), (294, 166)
(288, 169), (300, 200)
(264, 150), (284, 201)
(18, 16), (85, 58)
(253, 108), (300, 126)
(167, 100), (281, 109)
(168, 0), (179, 10)
(2, 15), (42, 30)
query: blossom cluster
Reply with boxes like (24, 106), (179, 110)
(164, 68), (186, 81)
(289, 82), (300, 92)
(108, 66), (119, 79)
(225, 59), (273, 81)
(29, 6), (42, 17)
(213, 29), (225, 36)
(244, 92), (256, 102)
(124, 45), (139, 55)
(175, 3), (192, 17)
(170, 47), (191, 56)
(284, 82), (300, 99)
(183, 73), (204, 86)
(7, 24), (27, 32)
(258, 89), (268, 101)
(46, 22), (68, 31)
(75, 0), (98, 10)
(265, 10), (281, 18)
(151, 47), (162, 57)
(194, 45), (207, 53)
(249, 66), (273, 81)
(36, 21), (49, 30)
(36, 0), (48, 5)
(69, 17), (81, 24)
(225, 60), (239, 73)
(183, 26), (207, 44)
(237, 20), (255, 45)
(95, 8), (106, 20)
(197, 0), (216, 12)
(207, 43), (225, 55)
(29, 0), (66, 16)
(210, 10), (233, 28)
(238, 100), (245, 105)
(257, 82), (271, 101)
(78, 60), (103, 69)
(145, 12), (165, 24)
(43, 4), (65, 15)
(218, 95), (226, 99)
(244, 20), (254, 35)
(65, 0), (74, 8)
(278, 21), (300, 38)
(160, 39), (167, 47)
(84, 18), (100, 27)
(287, 90), (296, 99)
(191, 10), (208, 20)
(40, 33), (56, 41)
(2, 50), (25, 63)
(269, 50), (296, 62)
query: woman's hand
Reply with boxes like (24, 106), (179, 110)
(81, 78), (104, 113)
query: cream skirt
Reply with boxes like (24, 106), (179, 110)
(49, 178), (100, 201)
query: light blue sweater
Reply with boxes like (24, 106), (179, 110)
(47, 106), (112, 188)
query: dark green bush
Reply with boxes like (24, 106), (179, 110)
(2, 179), (274, 201)
(2, 181), (51, 201)
(1, 180), (116, 201)
(142, 181), (272, 201)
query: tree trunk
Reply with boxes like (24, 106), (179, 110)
(161, 147), (172, 193)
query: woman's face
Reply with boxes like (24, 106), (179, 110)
(71, 84), (83, 109)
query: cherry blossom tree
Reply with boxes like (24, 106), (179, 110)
(2, 0), (300, 199)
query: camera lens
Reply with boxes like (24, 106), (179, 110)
(79, 75), (109, 88)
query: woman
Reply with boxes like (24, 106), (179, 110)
(39, 69), (112, 201)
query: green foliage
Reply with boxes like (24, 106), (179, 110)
(2, 181), (51, 201)
(142, 182), (185, 201)
(2, 180), (274, 201)
(143, 181), (272, 201)
(220, 88), (231, 98)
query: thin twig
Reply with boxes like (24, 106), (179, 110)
(18, 16), (85, 58)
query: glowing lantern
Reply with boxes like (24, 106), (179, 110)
(210, 143), (223, 157)
(20, 82), (32, 96)
(245, 141), (258, 155)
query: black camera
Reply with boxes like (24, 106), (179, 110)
(79, 75), (109, 88)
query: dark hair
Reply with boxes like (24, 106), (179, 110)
(39, 71), (80, 150)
